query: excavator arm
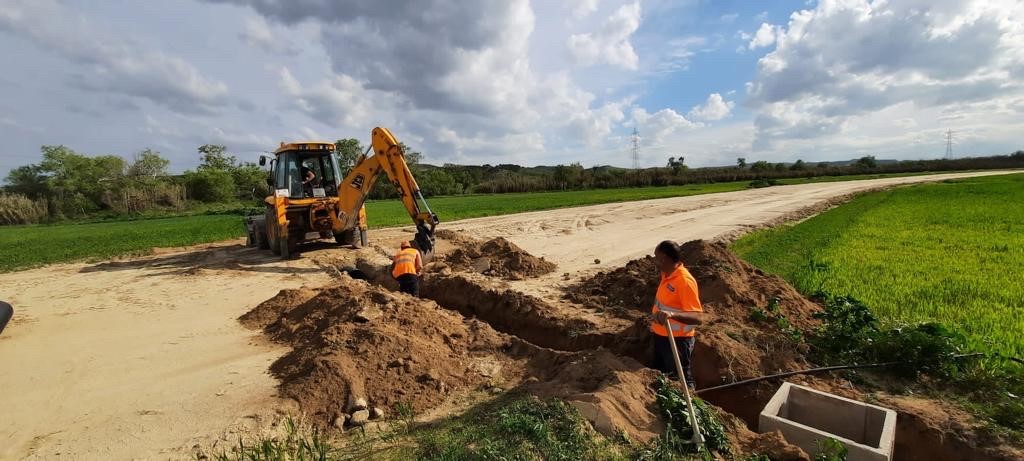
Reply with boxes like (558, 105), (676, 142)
(335, 127), (440, 253)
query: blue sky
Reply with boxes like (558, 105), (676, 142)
(1, 0), (1023, 177)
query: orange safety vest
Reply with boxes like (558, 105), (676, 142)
(392, 247), (420, 278)
(650, 265), (703, 337)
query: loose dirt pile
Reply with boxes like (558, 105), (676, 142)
(569, 240), (820, 391)
(443, 236), (556, 280)
(566, 256), (658, 318)
(241, 277), (528, 428)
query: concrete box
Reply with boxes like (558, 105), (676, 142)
(759, 382), (896, 461)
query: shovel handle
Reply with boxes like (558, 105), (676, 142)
(664, 318), (705, 449)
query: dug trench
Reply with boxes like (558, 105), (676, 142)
(243, 235), (1022, 460)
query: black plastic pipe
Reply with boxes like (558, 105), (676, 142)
(694, 352), (987, 395)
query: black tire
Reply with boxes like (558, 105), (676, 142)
(256, 225), (270, 249)
(334, 229), (355, 246)
(268, 218), (281, 255)
(351, 229), (363, 249)
(282, 233), (298, 259)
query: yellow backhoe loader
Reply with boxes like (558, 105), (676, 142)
(244, 127), (439, 259)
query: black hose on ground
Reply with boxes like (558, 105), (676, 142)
(694, 352), (987, 395)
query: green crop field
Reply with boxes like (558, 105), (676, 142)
(732, 173), (1024, 356)
(0, 215), (245, 271)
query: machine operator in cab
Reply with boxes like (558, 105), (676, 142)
(391, 241), (423, 296)
(648, 240), (708, 389)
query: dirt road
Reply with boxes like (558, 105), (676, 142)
(0, 170), (1014, 459)
(384, 171), (1015, 275)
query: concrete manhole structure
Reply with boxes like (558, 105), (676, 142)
(759, 382), (897, 461)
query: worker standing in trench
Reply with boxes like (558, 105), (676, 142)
(391, 241), (423, 296)
(649, 240), (707, 389)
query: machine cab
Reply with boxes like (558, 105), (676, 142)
(264, 142), (342, 200)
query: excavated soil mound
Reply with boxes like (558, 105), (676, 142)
(242, 279), (527, 427)
(566, 256), (658, 318)
(566, 240), (823, 424)
(444, 236), (556, 280)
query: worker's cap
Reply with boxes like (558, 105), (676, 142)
(400, 241), (412, 249)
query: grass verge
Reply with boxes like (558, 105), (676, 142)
(731, 173), (1024, 357)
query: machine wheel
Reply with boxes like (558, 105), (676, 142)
(255, 225), (270, 249)
(334, 229), (354, 246)
(350, 229), (363, 249)
(267, 214), (281, 255)
(282, 233), (298, 259)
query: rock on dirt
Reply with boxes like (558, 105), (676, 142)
(443, 236), (556, 280)
(349, 410), (370, 426)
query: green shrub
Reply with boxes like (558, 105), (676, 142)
(184, 169), (236, 202)
(0, 192), (48, 225)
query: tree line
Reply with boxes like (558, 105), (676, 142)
(3, 139), (1023, 225)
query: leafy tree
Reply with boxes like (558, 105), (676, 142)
(552, 163), (583, 189)
(184, 169), (235, 202)
(4, 164), (48, 199)
(127, 149), (169, 178)
(197, 144), (236, 171)
(790, 159), (806, 171)
(736, 157), (746, 169)
(856, 155), (878, 169)
(334, 138), (363, 177)
(750, 160), (771, 172)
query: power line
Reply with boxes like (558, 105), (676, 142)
(945, 129), (954, 159)
(631, 126), (640, 170)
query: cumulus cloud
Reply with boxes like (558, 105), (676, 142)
(567, 2), (642, 69)
(571, 0), (599, 19)
(748, 23), (780, 49)
(688, 93), (735, 121)
(0, 0), (229, 115)
(277, 67), (404, 130)
(746, 0), (1024, 149)
(211, 0), (669, 162)
(239, 15), (299, 55)
(631, 107), (699, 145)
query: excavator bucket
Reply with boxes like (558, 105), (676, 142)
(414, 222), (436, 256)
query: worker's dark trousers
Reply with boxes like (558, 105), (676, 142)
(653, 335), (696, 388)
(396, 274), (420, 297)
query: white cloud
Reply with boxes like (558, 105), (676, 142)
(651, 36), (706, 73)
(746, 0), (1024, 149)
(748, 23), (779, 49)
(277, 67), (402, 130)
(631, 107), (699, 145)
(567, 2), (642, 69)
(719, 13), (739, 24)
(239, 15), (298, 55)
(571, 0), (599, 19)
(688, 93), (735, 121)
(0, 0), (229, 115)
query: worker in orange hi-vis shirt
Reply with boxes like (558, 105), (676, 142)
(391, 241), (423, 296)
(648, 240), (709, 389)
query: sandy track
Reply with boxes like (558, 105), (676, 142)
(389, 170), (1016, 275)
(0, 245), (332, 460)
(0, 170), (1015, 459)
